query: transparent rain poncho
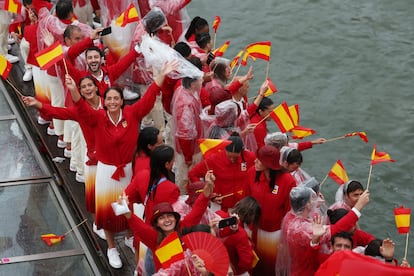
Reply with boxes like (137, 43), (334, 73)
(37, 7), (92, 51)
(276, 186), (330, 276)
(207, 100), (240, 139)
(265, 132), (288, 149)
(279, 146), (311, 186)
(138, 34), (203, 80)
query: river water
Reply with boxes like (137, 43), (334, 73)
(187, 0), (414, 263)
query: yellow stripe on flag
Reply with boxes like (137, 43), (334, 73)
(270, 102), (295, 132)
(395, 214), (410, 229)
(288, 104), (299, 127)
(35, 42), (64, 69)
(155, 236), (183, 263)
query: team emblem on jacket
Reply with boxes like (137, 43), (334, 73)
(122, 120), (128, 128)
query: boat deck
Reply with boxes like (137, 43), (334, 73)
(0, 45), (136, 276)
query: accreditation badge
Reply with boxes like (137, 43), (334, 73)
(272, 184), (279, 194)
(241, 162), (247, 171)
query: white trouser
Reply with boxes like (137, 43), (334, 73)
(73, 0), (94, 26)
(45, 73), (65, 136)
(19, 38), (31, 71)
(0, 11), (11, 56)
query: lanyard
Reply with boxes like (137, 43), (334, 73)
(144, 177), (167, 205)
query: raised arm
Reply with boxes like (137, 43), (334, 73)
(132, 60), (180, 119)
(65, 74), (81, 103)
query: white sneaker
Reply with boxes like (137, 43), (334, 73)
(123, 87), (139, 100)
(8, 36), (15, 44)
(69, 164), (77, 172)
(75, 172), (85, 183)
(57, 139), (67, 148)
(124, 236), (135, 254)
(64, 148), (72, 158)
(23, 69), (33, 81)
(93, 223), (106, 240)
(38, 116), (50, 125)
(5, 54), (19, 64)
(107, 248), (122, 269)
(47, 126), (55, 136)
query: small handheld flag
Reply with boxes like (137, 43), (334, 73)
(155, 231), (184, 269)
(394, 206), (410, 234)
(35, 41), (64, 70)
(41, 234), (65, 246)
(344, 132), (368, 143)
(198, 139), (232, 159)
(230, 50), (243, 70)
(4, 0), (22, 14)
(213, 40), (230, 57)
(328, 160), (349, 185)
(371, 144), (395, 166)
(0, 54), (12, 79)
(263, 78), (278, 97)
(291, 126), (316, 139)
(212, 16), (221, 33)
(269, 102), (295, 133)
(40, 219), (87, 247)
(115, 3), (139, 27)
(244, 41), (271, 61)
(288, 104), (299, 127)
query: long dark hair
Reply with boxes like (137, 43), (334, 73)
(147, 145), (175, 200)
(213, 62), (229, 83)
(185, 16), (208, 40)
(255, 97), (273, 117)
(131, 127), (160, 173)
(255, 169), (282, 191)
(233, 196), (261, 226)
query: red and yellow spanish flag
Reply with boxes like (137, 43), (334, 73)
(35, 42), (64, 70)
(244, 41), (271, 61)
(270, 102), (295, 133)
(230, 50), (244, 69)
(155, 231), (185, 269)
(198, 138), (232, 159)
(327, 160), (349, 185)
(344, 131), (368, 143)
(115, 3), (139, 27)
(241, 51), (256, 66)
(41, 234), (65, 246)
(0, 54), (12, 79)
(263, 78), (278, 97)
(371, 144), (395, 166)
(4, 0), (22, 14)
(394, 206), (410, 234)
(213, 40), (230, 57)
(288, 104), (299, 127)
(291, 126), (316, 140)
(212, 16), (221, 33)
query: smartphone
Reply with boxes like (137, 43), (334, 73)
(218, 216), (238, 229)
(206, 52), (215, 65)
(99, 26), (112, 36)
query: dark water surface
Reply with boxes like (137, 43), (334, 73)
(188, 0), (414, 263)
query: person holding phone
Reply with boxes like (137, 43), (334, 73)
(113, 170), (216, 274)
(214, 196), (261, 275)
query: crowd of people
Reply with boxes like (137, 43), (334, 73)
(2, 0), (411, 275)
